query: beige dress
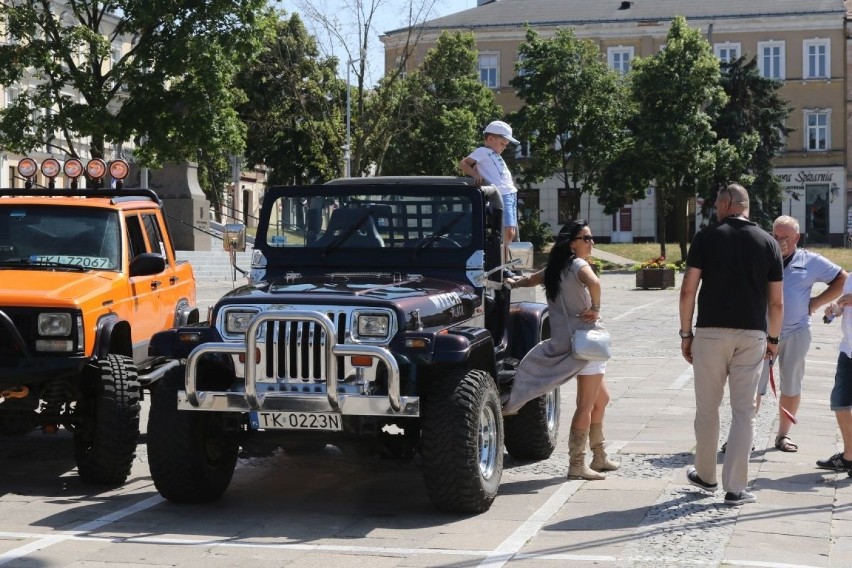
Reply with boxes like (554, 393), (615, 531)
(503, 258), (598, 414)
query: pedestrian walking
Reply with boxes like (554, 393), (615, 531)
(755, 216), (847, 453)
(816, 281), (852, 473)
(504, 221), (617, 480)
(459, 120), (520, 245)
(679, 183), (783, 506)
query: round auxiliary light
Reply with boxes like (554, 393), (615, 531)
(18, 158), (37, 178)
(109, 159), (129, 181)
(86, 158), (107, 180)
(64, 158), (83, 178)
(41, 158), (60, 178)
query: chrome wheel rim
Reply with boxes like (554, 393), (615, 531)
(545, 388), (560, 433)
(478, 404), (498, 479)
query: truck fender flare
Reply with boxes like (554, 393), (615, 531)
(433, 327), (497, 380)
(173, 298), (199, 327)
(94, 314), (132, 359)
(509, 302), (550, 358)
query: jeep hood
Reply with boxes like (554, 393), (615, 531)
(0, 268), (118, 307)
(218, 274), (480, 326)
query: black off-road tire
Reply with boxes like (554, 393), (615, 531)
(148, 366), (239, 503)
(420, 368), (503, 513)
(504, 387), (560, 460)
(74, 354), (141, 485)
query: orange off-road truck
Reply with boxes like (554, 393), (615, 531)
(0, 157), (198, 485)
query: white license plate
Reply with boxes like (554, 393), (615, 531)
(249, 411), (342, 431)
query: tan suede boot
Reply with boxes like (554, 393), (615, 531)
(567, 428), (605, 480)
(589, 422), (620, 472)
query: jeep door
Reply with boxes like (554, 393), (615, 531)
(125, 212), (168, 359)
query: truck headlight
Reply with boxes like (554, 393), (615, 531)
(38, 313), (72, 336)
(354, 312), (390, 339)
(225, 310), (258, 335)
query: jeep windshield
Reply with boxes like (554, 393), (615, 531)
(261, 187), (477, 253)
(0, 205), (121, 271)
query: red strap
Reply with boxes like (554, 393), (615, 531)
(769, 362), (798, 424)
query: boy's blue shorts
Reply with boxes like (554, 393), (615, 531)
(503, 192), (518, 228)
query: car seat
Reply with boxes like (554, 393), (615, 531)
(313, 207), (385, 248)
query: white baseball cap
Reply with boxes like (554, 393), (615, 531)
(483, 120), (520, 144)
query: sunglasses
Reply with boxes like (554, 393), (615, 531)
(574, 235), (594, 242)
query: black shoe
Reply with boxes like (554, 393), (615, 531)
(816, 452), (852, 471)
(687, 467), (718, 493)
(720, 441), (754, 453)
(724, 491), (756, 506)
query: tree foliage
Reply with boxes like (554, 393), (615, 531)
(509, 27), (630, 222)
(708, 55), (792, 229)
(377, 31), (499, 176)
(0, 0), (272, 166)
(629, 15), (727, 259)
(236, 12), (345, 185)
(293, 0), (443, 176)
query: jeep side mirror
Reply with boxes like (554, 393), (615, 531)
(223, 224), (246, 252)
(506, 242), (534, 270)
(130, 253), (166, 277)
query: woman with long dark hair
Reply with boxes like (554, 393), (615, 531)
(504, 220), (617, 480)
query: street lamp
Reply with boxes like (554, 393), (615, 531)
(344, 51), (364, 178)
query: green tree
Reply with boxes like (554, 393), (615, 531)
(630, 16), (727, 259)
(509, 27), (630, 222)
(708, 55), (792, 229)
(236, 13), (345, 185)
(0, 0), (272, 166)
(377, 31), (499, 176)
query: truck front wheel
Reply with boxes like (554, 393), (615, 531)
(504, 387), (560, 460)
(420, 368), (503, 513)
(74, 354), (141, 485)
(148, 366), (239, 503)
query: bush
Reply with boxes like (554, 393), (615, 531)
(519, 209), (552, 252)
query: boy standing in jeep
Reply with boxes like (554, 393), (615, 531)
(459, 120), (521, 244)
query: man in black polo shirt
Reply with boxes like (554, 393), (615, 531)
(679, 183), (783, 506)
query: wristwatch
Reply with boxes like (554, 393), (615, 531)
(767, 335), (780, 345)
(679, 330), (694, 339)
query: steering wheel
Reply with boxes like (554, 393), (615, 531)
(411, 235), (462, 249)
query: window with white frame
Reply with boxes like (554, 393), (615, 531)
(517, 53), (528, 77)
(478, 53), (499, 88)
(714, 42), (741, 64)
(4, 86), (20, 108)
(803, 39), (830, 79)
(757, 40), (785, 79)
(607, 46), (633, 75)
(804, 110), (829, 151)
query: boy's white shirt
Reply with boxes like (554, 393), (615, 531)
(468, 146), (517, 196)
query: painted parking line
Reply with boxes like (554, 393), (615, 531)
(477, 480), (584, 567)
(0, 494), (165, 566)
(668, 366), (693, 390)
(610, 298), (671, 321)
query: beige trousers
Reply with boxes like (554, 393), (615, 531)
(692, 327), (766, 494)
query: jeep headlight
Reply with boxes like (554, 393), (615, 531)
(225, 310), (258, 335)
(38, 313), (72, 336)
(354, 312), (390, 339)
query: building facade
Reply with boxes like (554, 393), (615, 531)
(382, 0), (849, 246)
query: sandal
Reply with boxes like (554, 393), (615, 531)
(775, 435), (798, 453)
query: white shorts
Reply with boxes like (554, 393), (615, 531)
(757, 326), (810, 397)
(579, 360), (607, 376)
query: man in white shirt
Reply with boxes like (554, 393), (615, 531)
(757, 216), (846, 453)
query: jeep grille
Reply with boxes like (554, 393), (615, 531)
(261, 312), (347, 383)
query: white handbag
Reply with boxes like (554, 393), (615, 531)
(573, 325), (612, 361)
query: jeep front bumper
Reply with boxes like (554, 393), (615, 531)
(179, 310), (419, 417)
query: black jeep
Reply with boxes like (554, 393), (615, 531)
(147, 177), (556, 513)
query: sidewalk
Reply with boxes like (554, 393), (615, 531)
(505, 272), (851, 567)
(592, 247), (638, 267)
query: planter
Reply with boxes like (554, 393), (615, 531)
(636, 268), (675, 290)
